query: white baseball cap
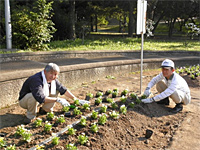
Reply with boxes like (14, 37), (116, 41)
(161, 59), (175, 69)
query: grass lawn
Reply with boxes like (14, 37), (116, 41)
(1, 21), (199, 53)
(48, 35), (199, 52)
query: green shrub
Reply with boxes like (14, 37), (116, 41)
(12, 0), (56, 50)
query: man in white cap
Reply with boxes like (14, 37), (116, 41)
(141, 59), (191, 113)
(19, 63), (89, 124)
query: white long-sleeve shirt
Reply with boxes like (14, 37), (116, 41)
(147, 72), (190, 101)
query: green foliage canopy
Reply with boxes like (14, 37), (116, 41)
(12, 0), (56, 50)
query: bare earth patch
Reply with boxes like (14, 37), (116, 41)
(0, 69), (199, 150)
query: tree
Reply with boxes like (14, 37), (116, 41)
(69, 0), (76, 40)
(12, 0), (56, 50)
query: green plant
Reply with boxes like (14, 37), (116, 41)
(66, 143), (78, 150)
(79, 116), (87, 126)
(86, 93), (94, 98)
(78, 133), (88, 145)
(135, 98), (142, 104)
(12, 0), (56, 50)
(130, 92), (138, 100)
(111, 102), (118, 109)
(113, 88), (118, 92)
(128, 102), (135, 108)
(0, 137), (6, 148)
(46, 112), (54, 121)
(112, 91), (118, 98)
(90, 122), (98, 133)
(56, 115), (65, 124)
(95, 97), (102, 105)
(44, 121), (52, 133)
(5, 144), (16, 150)
(120, 105), (127, 115)
(34, 118), (43, 127)
(191, 74), (195, 80)
(62, 106), (70, 112)
(52, 136), (60, 145)
(141, 94), (147, 99)
(96, 91), (103, 97)
(106, 97), (114, 103)
(82, 103), (90, 110)
(121, 89), (129, 96)
(105, 89), (112, 95)
(21, 130), (32, 142)
(67, 126), (77, 135)
(100, 104), (107, 113)
(15, 125), (32, 142)
(73, 107), (82, 116)
(15, 125), (26, 136)
(109, 110), (119, 119)
(74, 99), (80, 106)
(98, 114), (107, 125)
(91, 110), (98, 119)
(120, 95), (127, 103)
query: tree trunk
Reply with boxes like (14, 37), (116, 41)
(128, 1), (134, 37)
(69, 0), (76, 40)
(95, 14), (98, 32)
(168, 17), (176, 38)
(152, 13), (164, 33)
(90, 16), (94, 32)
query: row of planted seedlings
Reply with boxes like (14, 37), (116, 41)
(0, 88), (145, 150)
(176, 64), (200, 80)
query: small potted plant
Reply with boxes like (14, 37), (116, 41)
(120, 105), (127, 115)
(112, 91), (118, 98)
(106, 97), (114, 103)
(105, 89), (112, 95)
(96, 91), (103, 97)
(111, 102), (118, 109)
(95, 97), (102, 105)
(130, 92), (138, 100)
(121, 89), (129, 96)
(85, 93), (93, 101)
(120, 95), (127, 103)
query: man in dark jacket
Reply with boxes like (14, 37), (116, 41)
(19, 63), (89, 124)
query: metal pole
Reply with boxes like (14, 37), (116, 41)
(5, 0), (12, 49)
(140, 32), (144, 94)
(140, 0), (145, 94)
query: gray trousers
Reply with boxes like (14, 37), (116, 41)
(156, 81), (191, 105)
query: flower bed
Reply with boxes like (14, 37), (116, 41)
(0, 67), (199, 150)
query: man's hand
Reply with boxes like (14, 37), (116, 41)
(78, 99), (90, 105)
(143, 87), (151, 97)
(141, 98), (155, 104)
(57, 98), (70, 106)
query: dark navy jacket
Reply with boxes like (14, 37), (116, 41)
(19, 71), (67, 104)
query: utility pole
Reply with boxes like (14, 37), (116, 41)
(5, 0), (12, 49)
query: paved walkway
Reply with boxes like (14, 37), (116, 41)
(0, 51), (199, 82)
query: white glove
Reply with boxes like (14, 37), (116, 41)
(141, 98), (155, 104)
(78, 99), (90, 105)
(57, 98), (70, 106)
(143, 87), (151, 97)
